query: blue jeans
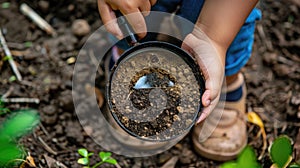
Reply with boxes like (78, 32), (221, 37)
(115, 0), (262, 76)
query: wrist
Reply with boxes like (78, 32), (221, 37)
(190, 26), (227, 65)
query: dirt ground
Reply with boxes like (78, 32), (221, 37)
(0, 0), (299, 167)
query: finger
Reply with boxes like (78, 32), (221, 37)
(98, 0), (123, 39)
(149, 0), (157, 6)
(196, 95), (219, 123)
(202, 90), (211, 107)
(122, 10), (147, 38)
(139, 1), (151, 16)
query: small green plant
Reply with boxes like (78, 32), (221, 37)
(24, 41), (33, 48)
(0, 109), (40, 167)
(0, 99), (10, 115)
(269, 135), (300, 168)
(220, 145), (261, 168)
(1, 2), (10, 9)
(221, 136), (300, 168)
(77, 148), (117, 168)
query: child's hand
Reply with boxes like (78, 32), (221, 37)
(182, 28), (227, 124)
(97, 0), (157, 39)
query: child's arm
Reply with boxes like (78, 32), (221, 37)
(182, 0), (259, 123)
(97, 0), (157, 39)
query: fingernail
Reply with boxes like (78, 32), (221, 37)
(196, 115), (205, 124)
(205, 100), (210, 106)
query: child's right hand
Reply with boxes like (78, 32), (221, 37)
(97, 0), (157, 39)
(182, 27), (227, 124)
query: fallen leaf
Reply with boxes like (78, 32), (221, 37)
(247, 111), (267, 160)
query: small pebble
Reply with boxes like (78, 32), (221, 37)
(72, 19), (91, 36)
(38, 0), (49, 13)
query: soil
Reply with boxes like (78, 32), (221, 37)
(109, 47), (202, 141)
(0, 0), (299, 168)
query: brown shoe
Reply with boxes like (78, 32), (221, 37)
(192, 73), (247, 161)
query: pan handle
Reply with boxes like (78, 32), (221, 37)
(115, 11), (138, 46)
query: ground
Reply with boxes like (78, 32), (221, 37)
(0, 0), (299, 167)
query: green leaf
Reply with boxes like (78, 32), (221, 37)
(220, 161), (237, 168)
(77, 158), (89, 165)
(3, 55), (12, 61)
(0, 100), (10, 115)
(0, 109), (40, 141)
(0, 141), (24, 167)
(104, 158), (117, 165)
(24, 41), (33, 48)
(237, 146), (261, 168)
(270, 136), (293, 168)
(9, 76), (16, 82)
(99, 152), (111, 161)
(88, 153), (94, 157)
(78, 148), (88, 157)
(289, 163), (300, 168)
(1, 2), (10, 9)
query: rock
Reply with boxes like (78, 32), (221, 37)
(273, 64), (292, 77)
(262, 52), (277, 65)
(179, 148), (196, 164)
(41, 105), (58, 125)
(291, 94), (300, 106)
(42, 113), (58, 125)
(54, 124), (64, 135)
(72, 19), (91, 36)
(158, 152), (173, 164)
(38, 1), (49, 13)
(58, 90), (74, 111)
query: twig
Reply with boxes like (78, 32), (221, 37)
(20, 3), (56, 36)
(257, 24), (274, 51)
(1, 86), (14, 99)
(0, 29), (23, 81)
(38, 136), (58, 155)
(43, 154), (68, 168)
(39, 123), (50, 137)
(1, 97), (40, 104)
(115, 163), (122, 168)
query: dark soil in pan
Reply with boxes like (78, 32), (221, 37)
(109, 48), (201, 141)
(0, 0), (300, 167)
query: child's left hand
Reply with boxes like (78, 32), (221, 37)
(97, 0), (157, 39)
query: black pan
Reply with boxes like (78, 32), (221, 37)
(106, 13), (205, 142)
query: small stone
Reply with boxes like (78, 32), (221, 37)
(38, 0), (49, 13)
(158, 152), (172, 164)
(177, 106), (183, 113)
(185, 119), (193, 126)
(42, 105), (57, 115)
(54, 125), (63, 135)
(66, 57), (76, 64)
(72, 19), (91, 36)
(42, 113), (57, 125)
(262, 52), (277, 65)
(170, 67), (176, 73)
(179, 148), (196, 164)
(173, 115), (180, 121)
(58, 90), (74, 111)
(273, 64), (292, 77)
